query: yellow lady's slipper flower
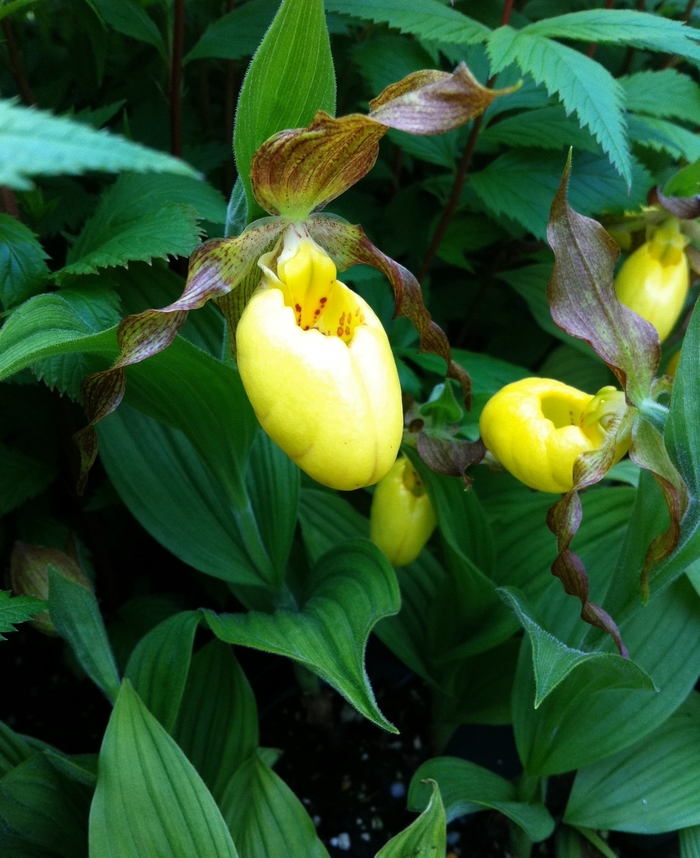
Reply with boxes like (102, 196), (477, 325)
(370, 456), (437, 566)
(236, 224), (403, 491)
(614, 219), (689, 343)
(479, 378), (629, 494)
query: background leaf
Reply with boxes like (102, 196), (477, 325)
(376, 779), (446, 858)
(0, 591), (46, 639)
(185, 0), (279, 63)
(0, 214), (50, 310)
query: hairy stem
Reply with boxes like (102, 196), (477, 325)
(169, 0), (185, 157)
(416, 0), (514, 281)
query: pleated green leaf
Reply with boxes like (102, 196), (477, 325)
(124, 611), (201, 732)
(409, 758), (554, 843)
(681, 825), (700, 858)
(174, 640), (259, 804)
(204, 539), (400, 731)
(48, 568), (120, 703)
(234, 0), (336, 219)
(89, 681), (239, 858)
(220, 752), (329, 858)
(377, 779), (446, 858)
(566, 693), (700, 833)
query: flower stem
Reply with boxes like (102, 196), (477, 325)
(639, 398), (669, 434)
(416, 0), (514, 282)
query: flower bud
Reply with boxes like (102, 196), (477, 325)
(370, 457), (437, 566)
(9, 543), (93, 635)
(479, 379), (629, 494)
(614, 219), (689, 343)
(236, 225), (403, 490)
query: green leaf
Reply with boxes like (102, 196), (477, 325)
(665, 157), (700, 197)
(174, 640), (259, 804)
(219, 752), (330, 858)
(500, 587), (654, 708)
(0, 99), (197, 190)
(377, 779), (446, 858)
(628, 114), (700, 163)
(204, 539), (401, 732)
(124, 611), (201, 733)
(622, 69), (700, 123)
(0, 293), (117, 382)
(88, 682), (239, 858)
(0, 721), (35, 777)
(0, 214), (50, 310)
(513, 574), (700, 776)
(480, 106), (601, 154)
(298, 487), (369, 564)
(60, 173), (226, 278)
(325, 0), (490, 46)
(486, 28), (630, 184)
(522, 10), (700, 61)
(470, 149), (649, 240)
(234, 0), (336, 219)
(681, 826), (700, 858)
(566, 693), (700, 833)
(352, 35), (436, 97)
(86, 0), (166, 57)
(0, 442), (56, 515)
(185, 0), (279, 63)
(408, 758), (554, 842)
(0, 591), (46, 639)
(0, 753), (92, 858)
(48, 567), (121, 703)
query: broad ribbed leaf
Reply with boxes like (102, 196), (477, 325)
(377, 779), (446, 858)
(486, 28), (630, 184)
(89, 682), (239, 858)
(0, 99), (197, 190)
(234, 0), (336, 219)
(681, 826), (700, 858)
(500, 587), (653, 708)
(48, 568), (120, 702)
(220, 752), (329, 858)
(566, 694), (700, 833)
(174, 640), (259, 804)
(409, 758), (554, 842)
(324, 0), (490, 45)
(0, 721), (35, 776)
(204, 539), (400, 731)
(124, 612), (201, 733)
(185, 0), (278, 62)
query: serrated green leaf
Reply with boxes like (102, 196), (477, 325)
(174, 640), (259, 804)
(234, 0), (336, 219)
(48, 567), (121, 703)
(219, 752), (330, 858)
(185, 0), (279, 63)
(124, 611), (201, 733)
(0, 591), (46, 639)
(628, 114), (700, 163)
(60, 173), (226, 278)
(566, 693), (700, 833)
(377, 779), (446, 858)
(0, 753), (92, 858)
(204, 539), (401, 732)
(88, 682), (240, 858)
(480, 106), (601, 154)
(499, 587), (654, 708)
(486, 28), (631, 184)
(409, 758), (555, 842)
(0, 99), (197, 190)
(85, 0), (166, 57)
(0, 442), (56, 515)
(325, 0), (490, 46)
(522, 10), (700, 62)
(622, 69), (700, 123)
(470, 149), (649, 240)
(0, 214), (50, 311)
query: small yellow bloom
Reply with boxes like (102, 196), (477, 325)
(614, 219), (689, 343)
(479, 379), (629, 494)
(236, 225), (403, 491)
(370, 456), (437, 566)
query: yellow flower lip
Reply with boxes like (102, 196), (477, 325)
(370, 456), (437, 566)
(479, 378), (629, 494)
(236, 225), (403, 491)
